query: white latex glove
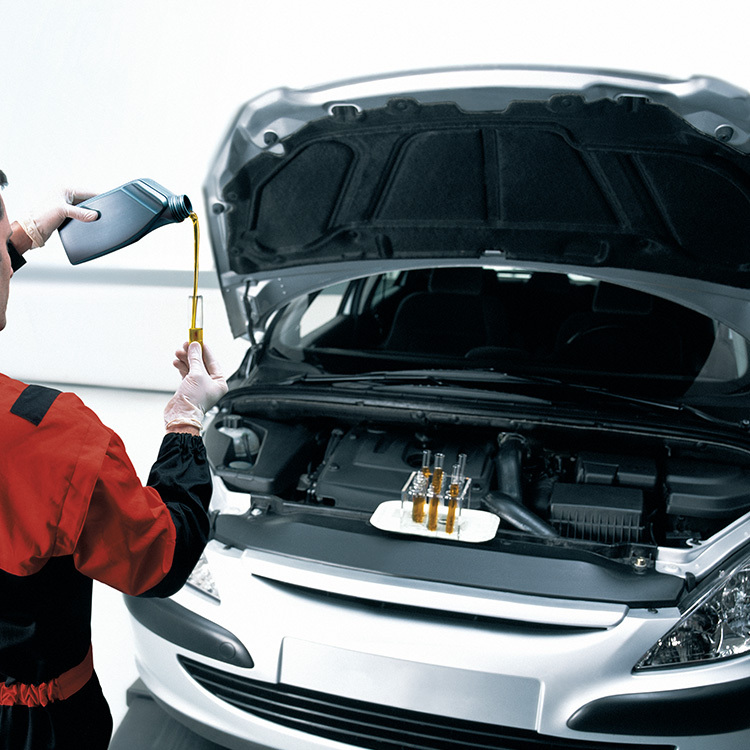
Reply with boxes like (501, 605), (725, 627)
(164, 342), (228, 431)
(17, 188), (99, 249)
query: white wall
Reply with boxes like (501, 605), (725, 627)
(1, 0), (749, 389)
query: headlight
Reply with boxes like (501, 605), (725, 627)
(186, 552), (221, 602)
(635, 554), (750, 670)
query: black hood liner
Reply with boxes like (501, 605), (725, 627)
(221, 95), (750, 288)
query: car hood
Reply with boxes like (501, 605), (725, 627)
(204, 66), (750, 338)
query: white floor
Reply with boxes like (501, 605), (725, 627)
(43, 382), (179, 731)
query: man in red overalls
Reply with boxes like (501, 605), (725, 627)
(0, 171), (228, 749)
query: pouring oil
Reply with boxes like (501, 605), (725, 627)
(188, 211), (203, 344)
(59, 179), (192, 265)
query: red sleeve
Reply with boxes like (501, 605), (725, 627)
(73, 432), (177, 596)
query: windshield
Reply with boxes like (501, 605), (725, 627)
(267, 267), (750, 398)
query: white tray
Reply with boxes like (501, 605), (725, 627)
(370, 501), (499, 543)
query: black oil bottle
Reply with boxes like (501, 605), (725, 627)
(58, 178), (192, 264)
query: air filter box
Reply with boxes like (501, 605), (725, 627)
(549, 483), (644, 544)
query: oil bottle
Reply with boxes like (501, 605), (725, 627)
(58, 178), (192, 264)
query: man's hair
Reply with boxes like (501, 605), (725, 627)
(0, 170), (6, 220)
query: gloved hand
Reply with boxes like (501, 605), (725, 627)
(17, 189), (99, 249)
(164, 342), (228, 431)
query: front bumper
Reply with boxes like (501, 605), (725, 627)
(125, 540), (750, 750)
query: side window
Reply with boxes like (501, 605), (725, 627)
(694, 323), (749, 382)
(299, 282), (350, 339)
(375, 271), (403, 303)
(365, 270), (405, 314)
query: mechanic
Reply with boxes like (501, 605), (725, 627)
(0, 170), (228, 749)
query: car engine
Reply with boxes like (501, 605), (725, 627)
(205, 411), (750, 559)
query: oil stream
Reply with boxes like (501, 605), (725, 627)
(189, 211), (202, 345)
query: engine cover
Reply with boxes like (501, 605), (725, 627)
(315, 426), (494, 511)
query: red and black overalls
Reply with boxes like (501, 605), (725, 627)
(0, 374), (213, 749)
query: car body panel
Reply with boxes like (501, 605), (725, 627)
(129, 66), (750, 750)
(127, 537), (750, 749)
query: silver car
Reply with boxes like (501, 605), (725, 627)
(124, 66), (750, 749)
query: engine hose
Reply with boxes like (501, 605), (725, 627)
(490, 433), (559, 538)
(482, 490), (560, 538)
(496, 433), (526, 503)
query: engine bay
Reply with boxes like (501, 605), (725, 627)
(205, 410), (750, 562)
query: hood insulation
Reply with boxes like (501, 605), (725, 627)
(219, 95), (750, 288)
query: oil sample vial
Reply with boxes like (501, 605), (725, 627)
(420, 450), (432, 481)
(445, 456), (466, 535)
(189, 294), (203, 345)
(411, 449), (432, 524)
(410, 473), (427, 524)
(426, 453), (445, 532)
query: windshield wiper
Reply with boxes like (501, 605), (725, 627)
(555, 382), (750, 432)
(280, 369), (563, 387)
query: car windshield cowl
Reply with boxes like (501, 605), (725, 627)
(273, 369), (750, 433)
(279, 369), (549, 387)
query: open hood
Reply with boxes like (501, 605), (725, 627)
(204, 67), (750, 337)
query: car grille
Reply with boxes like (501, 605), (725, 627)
(179, 657), (675, 750)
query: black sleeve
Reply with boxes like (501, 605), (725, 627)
(138, 432), (214, 598)
(8, 241), (26, 272)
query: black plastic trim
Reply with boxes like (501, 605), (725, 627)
(567, 676), (750, 736)
(214, 513), (684, 607)
(124, 595), (254, 668)
(180, 657), (676, 750)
